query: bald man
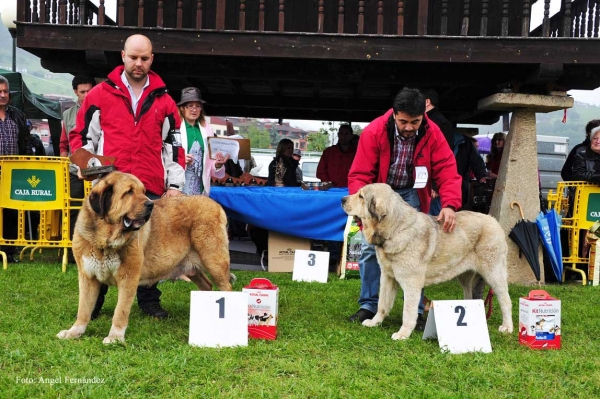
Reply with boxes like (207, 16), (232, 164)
(69, 34), (185, 320)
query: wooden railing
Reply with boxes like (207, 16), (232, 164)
(530, 0), (600, 37)
(15, 0), (597, 38)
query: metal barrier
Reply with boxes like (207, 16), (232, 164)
(0, 156), (89, 272)
(547, 181), (600, 285)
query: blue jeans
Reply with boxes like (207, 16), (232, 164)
(428, 196), (441, 216)
(358, 187), (426, 314)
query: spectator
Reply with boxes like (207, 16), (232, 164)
(292, 149), (303, 184)
(486, 132), (506, 178)
(316, 124), (356, 188)
(0, 75), (34, 263)
(60, 74), (96, 257)
(267, 138), (300, 187)
(422, 89), (453, 216)
(454, 133), (487, 209)
(69, 34), (185, 320)
(347, 88), (462, 328)
(572, 125), (600, 183)
(562, 119), (600, 181)
(177, 87), (227, 195)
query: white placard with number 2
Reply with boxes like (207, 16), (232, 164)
(422, 299), (492, 354)
(189, 291), (249, 348)
(293, 249), (329, 283)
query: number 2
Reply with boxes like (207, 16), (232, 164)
(307, 253), (316, 266)
(216, 297), (225, 318)
(455, 306), (467, 326)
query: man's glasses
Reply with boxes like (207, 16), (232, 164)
(184, 104), (202, 110)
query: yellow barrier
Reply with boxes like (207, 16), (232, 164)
(0, 156), (90, 272)
(547, 181), (600, 285)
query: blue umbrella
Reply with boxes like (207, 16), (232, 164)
(536, 209), (563, 283)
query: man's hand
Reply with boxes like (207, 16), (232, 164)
(436, 207), (456, 233)
(214, 152), (230, 169)
(163, 189), (182, 198)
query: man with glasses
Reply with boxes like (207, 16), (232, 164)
(69, 34), (185, 320)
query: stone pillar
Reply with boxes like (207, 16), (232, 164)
(478, 93), (574, 284)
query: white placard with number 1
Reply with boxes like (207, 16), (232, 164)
(189, 291), (248, 348)
(293, 249), (329, 283)
(422, 299), (492, 354)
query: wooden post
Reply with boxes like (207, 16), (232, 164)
(278, 0), (284, 32)
(501, 0), (509, 36)
(338, 0), (344, 33)
(358, 1), (364, 34)
(418, 0), (428, 36)
(157, 1), (163, 27)
(377, 1), (383, 34)
(480, 0), (488, 36)
(259, 0), (265, 31)
(138, 0), (144, 27)
(239, 0), (246, 31)
(440, 0), (447, 35)
(542, 0), (551, 37)
(78, 0), (85, 25)
(177, 1), (182, 28)
(460, 0), (470, 36)
(118, 0), (125, 26)
(520, 0), (530, 37)
(98, 0), (105, 25)
(196, 0), (203, 29)
(216, 0), (226, 30)
(318, 0), (324, 33)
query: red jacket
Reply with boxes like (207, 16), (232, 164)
(316, 143), (357, 188)
(69, 66), (185, 196)
(348, 109), (462, 213)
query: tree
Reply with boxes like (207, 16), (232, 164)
(239, 121), (271, 149)
(307, 132), (330, 151)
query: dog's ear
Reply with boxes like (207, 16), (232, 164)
(367, 192), (386, 223)
(88, 182), (114, 218)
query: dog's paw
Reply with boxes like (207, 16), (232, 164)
(498, 325), (513, 334)
(229, 273), (237, 285)
(57, 329), (83, 340)
(102, 335), (125, 345)
(362, 319), (380, 327)
(391, 332), (409, 341)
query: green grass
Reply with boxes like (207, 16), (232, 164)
(1, 260), (599, 398)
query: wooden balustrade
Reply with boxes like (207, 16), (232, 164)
(15, 0), (597, 39)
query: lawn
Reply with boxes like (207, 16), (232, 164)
(1, 260), (599, 398)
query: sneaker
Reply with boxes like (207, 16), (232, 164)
(348, 308), (376, 322)
(415, 313), (427, 332)
(140, 303), (169, 319)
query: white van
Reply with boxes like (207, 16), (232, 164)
(250, 150), (321, 182)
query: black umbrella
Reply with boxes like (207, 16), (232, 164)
(508, 201), (541, 283)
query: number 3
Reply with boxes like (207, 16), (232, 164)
(307, 253), (316, 266)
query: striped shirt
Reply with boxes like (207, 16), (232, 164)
(0, 114), (19, 155)
(387, 124), (415, 189)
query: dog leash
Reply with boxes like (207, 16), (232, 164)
(484, 288), (494, 320)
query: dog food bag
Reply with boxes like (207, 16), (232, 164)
(340, 217), (362, 279)
(519, 290), (561, 350)
(243, 278), (279, 340)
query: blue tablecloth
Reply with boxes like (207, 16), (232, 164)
(210, 186), (349, 241)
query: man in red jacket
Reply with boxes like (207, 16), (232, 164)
(347, 88), (462, 327)
(69, 34), (185, 320)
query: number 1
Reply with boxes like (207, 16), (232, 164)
(216, 297), (225, 318)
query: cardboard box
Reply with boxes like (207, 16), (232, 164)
(519, 290), (561, 350)
(243, 278), (279, 340)
(268, 232), (311, 272)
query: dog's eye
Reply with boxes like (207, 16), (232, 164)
(124, 188), (133, 196)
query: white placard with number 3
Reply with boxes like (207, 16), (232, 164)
(189, 291), (249, 348)
(422, 299), (492, 354)
(293, 249), (329, 283)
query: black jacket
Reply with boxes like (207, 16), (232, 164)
(4, 105), (33, 155)
(267, 156), (300, 187)
(426, 107), (454, 152)
(572, 145), (600, 183)
(454, 133), (487, 206)
(561, 138), (589, 181)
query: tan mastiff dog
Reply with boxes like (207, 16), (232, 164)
(57, 171), (233, 344)
(342, 183), (513, 340)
